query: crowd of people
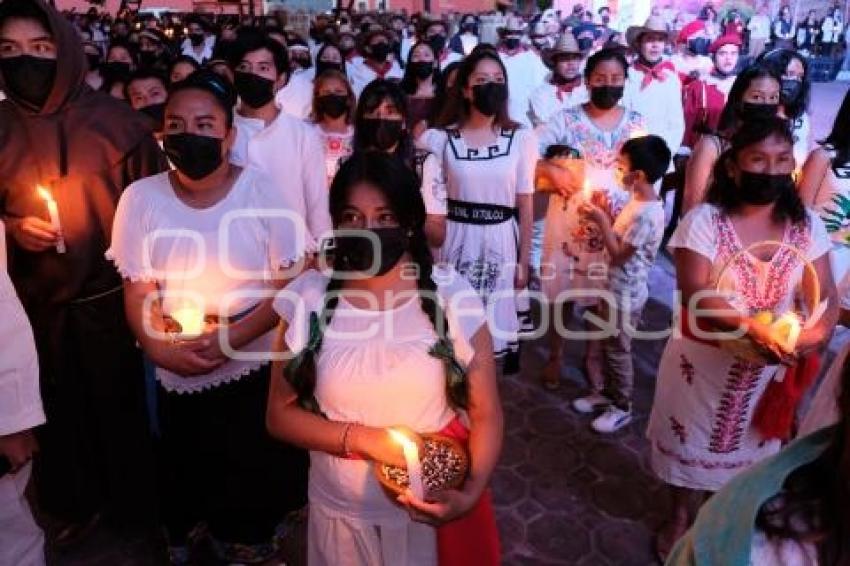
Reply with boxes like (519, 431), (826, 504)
(2, 0), (850, 564)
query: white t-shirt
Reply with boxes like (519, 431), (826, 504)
(242, 110), (333, 244)
(273, 265), (486, 522)
(609, 198), (665, 310)
(499, 49), (550, 128)
(275, 72), (314, 120)
(346, 58), (404, 98)
(106, 168), (308, 393)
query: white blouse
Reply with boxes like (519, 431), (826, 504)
(107, 168), (310, 393)
(273, 265), (486, 523)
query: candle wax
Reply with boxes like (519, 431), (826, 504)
(388, 429), (424, 499)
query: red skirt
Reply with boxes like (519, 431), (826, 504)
(436, 417), (501, 566)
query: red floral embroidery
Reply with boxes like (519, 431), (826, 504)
(655, 441), (754, 471)
(680, 354), (695, 385)
(670, 417), (687, 444)
(713, 211), (812, 313)
(708, 359), (764, 454)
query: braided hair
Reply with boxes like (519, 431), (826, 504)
(284, 151), (468, 414)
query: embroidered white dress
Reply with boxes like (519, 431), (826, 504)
(646, 204), (831, 491)
(273, 266), (486, 566)
(309, 123), (355, 187)
(535, 105), (646, 303)
(421, 127), (538, 356)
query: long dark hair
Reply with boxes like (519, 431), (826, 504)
(705, 117), (805, 224)
(431, 60), (462, 123)
(434, 47), (519, 130)
(353, 79), (416, 169)
(582, 47), (629, 83)
(715, 63), (781, 135)
(400, 41), (440, 95)
(820, 88), (850, 166)
(758, 48), (811, 120)
(756, 358), (850, 565)
(284, 152), (468, 413)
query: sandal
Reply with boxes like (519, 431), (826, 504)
(541, 359), (561, 390)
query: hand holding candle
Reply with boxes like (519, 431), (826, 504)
(388, 428), (424, 499)
(36, 185), (66, 254)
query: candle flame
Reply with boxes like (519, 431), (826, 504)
(37, 185), (54, 202)
(388, 429), (415, 450)
(582, 179), (592, 201)
(171, 306), (205, 337)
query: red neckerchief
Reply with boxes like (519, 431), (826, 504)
(366, 60), (393, 78)
(497, 46), (526, 57)
(554, 78), (581, 101)
(634, 59), (676, 90)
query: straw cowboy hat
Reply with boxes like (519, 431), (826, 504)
(544, 33), (582, 66)
(499, 16), (526, 36)
(626, 16), (669, 50)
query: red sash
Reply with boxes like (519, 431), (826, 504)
(436, 417), (500, 566)
(634, 60), (676, 90)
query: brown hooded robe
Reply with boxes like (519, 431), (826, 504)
(0, 0), (167, 524)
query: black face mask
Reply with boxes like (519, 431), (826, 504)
(688, 37), (710, 55)
(408, 61), (434, 80)
(316, 60), (345, 76)
(553, 72), (580, 85)
(462, 23), (477, 34)
(234, 71), (275, 108)
(368, 42), (390, 62)
(471, 82), (508, 117)
(740, 102), (778, 120)
(589, 85), (623, 110)
(139, 102), (166, 129)
(0, 55), (56, 110)
(102, 61), (131, 81)
(86, 53), (101, 71)
(738, 171), (794, 205)
(503, 37), (521, 50)
(577, 37), (593, 51)
(428, 35), (447, 54)
(317, 93), (349, 119)
(360, 118), (404, 151)
(340, 45), (355, 58)
(189, 33), (205, 47)
(780, 78), (803, 104)
(138, 50), (158, 68)
(164, 133), (224, 180)
(330, 227), (409, 276)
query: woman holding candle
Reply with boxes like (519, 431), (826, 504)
(107, 71), (309, 564)
(420, 49), (537, 369)
(647, 118), (838, 560)
(267, 151), (503, 566)
(535, 47), (646, 392)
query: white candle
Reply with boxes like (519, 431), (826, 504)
(36, 185), (66, 254)
(171, 306), (205, 339)
(582, 178), (592, 202)
(389, 428), (424, 499)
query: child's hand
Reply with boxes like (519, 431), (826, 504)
(578, 202), (608, 227)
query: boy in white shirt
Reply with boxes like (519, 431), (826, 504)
(574, 135), (671, 433)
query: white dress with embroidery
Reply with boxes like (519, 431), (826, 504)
(420, 127), (538, 356)
(535, 105), (646, 303)
(646, 204), (831, 491)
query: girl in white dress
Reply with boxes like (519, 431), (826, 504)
(309, 69), (356, 187)
(647, 119), (837, 561)
(424, 49), (537, 367)
(267, 152), (503, 566)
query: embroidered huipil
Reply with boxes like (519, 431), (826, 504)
(646, 204), (831, 491)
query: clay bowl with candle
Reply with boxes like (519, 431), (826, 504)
(375, 433), (469, 498)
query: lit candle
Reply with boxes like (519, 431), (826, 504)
(36, 185), (66, 254)
(388, 428), (424, 499)
(171, 306), (205, 339)
(582, 178), (592, 202)
(772, 312), (802, 351)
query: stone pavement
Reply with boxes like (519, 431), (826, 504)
(44, 81), (850, 565)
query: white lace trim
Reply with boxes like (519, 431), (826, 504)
(105, 251), (157, 283)
(156, 360), (269, 394)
